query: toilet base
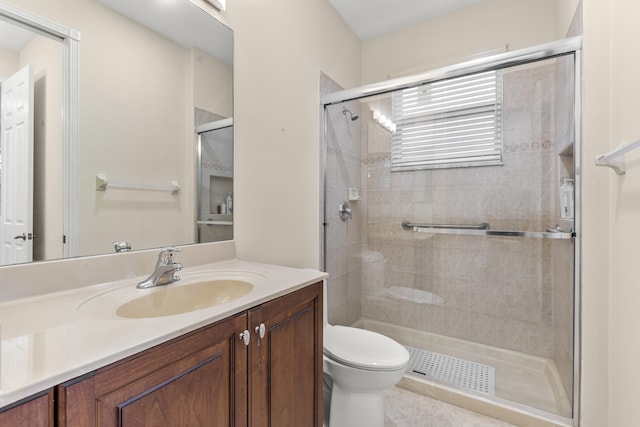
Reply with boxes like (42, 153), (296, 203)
(329, 384), (385, 427)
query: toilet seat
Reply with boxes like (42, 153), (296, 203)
(324, 325), (409, 371)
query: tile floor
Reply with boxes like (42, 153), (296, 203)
(384, 387), (517, 427)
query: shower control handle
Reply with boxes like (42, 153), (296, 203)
(339, 201), (352, 221)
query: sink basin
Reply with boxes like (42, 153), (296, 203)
(116, 280), (253, 318)
(77, 272), (265, 320)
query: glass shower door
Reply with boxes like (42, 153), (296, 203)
(322, 50), (577, 420)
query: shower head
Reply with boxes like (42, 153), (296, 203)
(342, 107), (359, 121)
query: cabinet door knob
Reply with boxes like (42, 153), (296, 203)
(239, 330), (250, 346)
(255, 323), (266, 339)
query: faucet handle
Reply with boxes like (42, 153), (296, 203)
(157, 246), (182, 265)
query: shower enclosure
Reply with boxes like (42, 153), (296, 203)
(321, 38), (580, 426)
(196, 118), (234, 243)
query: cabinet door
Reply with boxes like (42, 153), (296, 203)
(58, 313), (248, 427)
(0, 390), (53, 427)
(249, 282), (323, 427)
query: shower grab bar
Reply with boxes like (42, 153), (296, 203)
(402, 221), (490, 231)
(96, 174), (180, 194)
(402, 221), (574, 240)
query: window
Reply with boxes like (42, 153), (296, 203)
(391, 70), (503, 171)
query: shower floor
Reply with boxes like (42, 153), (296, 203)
(405, 346), (496, 395)
(354, 318), (572, 427)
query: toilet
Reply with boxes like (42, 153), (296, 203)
(323, 283), (409, 427)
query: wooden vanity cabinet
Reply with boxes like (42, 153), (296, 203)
(57, 313), (248, 426)
(248, 282), (323, 427)
(56, 282), (322, 427)
(0, 389), (53, 426)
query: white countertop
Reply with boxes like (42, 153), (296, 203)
(0, 258), (327, 408)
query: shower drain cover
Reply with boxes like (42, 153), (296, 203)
(404, 346), (496, 395)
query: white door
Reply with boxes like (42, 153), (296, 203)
(0, 65), (34, 265)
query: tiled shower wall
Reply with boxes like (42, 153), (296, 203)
(363, 60), (573, 361)
(322, 73), (365, 326)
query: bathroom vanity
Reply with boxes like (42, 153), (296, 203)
(0, 248), (326, 427)
(58, 283), (322, 426)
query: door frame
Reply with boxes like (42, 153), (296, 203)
(0, 0), (80, 258)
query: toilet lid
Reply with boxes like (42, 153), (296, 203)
(324, 325), (409, 371)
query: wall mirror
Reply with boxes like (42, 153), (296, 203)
(0, 0), (233, 267)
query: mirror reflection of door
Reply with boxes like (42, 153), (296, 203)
(0, 64), (33, 265)
(197, 119), (233, 243)
(0, 15), (64, 267)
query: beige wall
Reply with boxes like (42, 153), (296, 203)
(582, 0), (640, 425)
(361, 0), (560, 84)
(193, 0), (362, 268)
(580, 0), (610, 425)
(192, 47), (233, 119)
(0, 47), (19, 79)
(557, 0), (582, 37)
(76, 1), (195, 255)
(607, 0), (640, 423)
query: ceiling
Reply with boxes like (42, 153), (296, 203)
(0, 20), (36, 51)
(98, 0), (232, 64)
(328, 0), (484, 40)
(0, 0), (232, 64)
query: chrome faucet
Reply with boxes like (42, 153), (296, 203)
(137, 247), (183, 289)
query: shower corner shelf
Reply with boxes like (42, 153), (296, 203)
(197, 215), (233, 226)
(595, 140), (640, 175)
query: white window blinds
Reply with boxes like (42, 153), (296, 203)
(391, 70), (503, 171)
